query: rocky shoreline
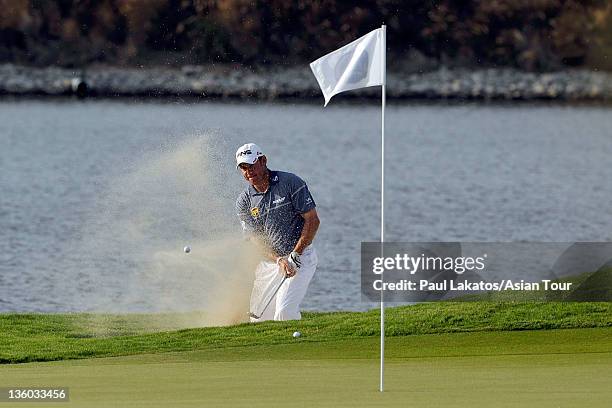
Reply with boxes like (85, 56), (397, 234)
(1, 63), (611, 101)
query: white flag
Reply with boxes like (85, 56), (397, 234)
(310, 28), (385, 106)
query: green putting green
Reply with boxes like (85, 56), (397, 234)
(1, 328), (611, 407)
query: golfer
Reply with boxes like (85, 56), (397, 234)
(235, 143), (320, 322)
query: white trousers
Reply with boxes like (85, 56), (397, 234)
(250, 246), (317, 322)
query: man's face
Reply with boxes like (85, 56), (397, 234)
(238, 156), (267, 186)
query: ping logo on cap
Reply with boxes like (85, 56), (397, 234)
(236, 143), (264, 167)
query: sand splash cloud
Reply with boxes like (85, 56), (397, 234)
(70, 134), (261, 329)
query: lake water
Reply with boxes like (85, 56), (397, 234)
(1, 99), (612, 313)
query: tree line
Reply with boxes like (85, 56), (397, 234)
(0, 0), (610, 71)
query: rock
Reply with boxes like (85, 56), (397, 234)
(0, 63), (611, 101)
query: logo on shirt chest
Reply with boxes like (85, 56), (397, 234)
(250, 207), (260, 218)
(272, 196), (286, 205)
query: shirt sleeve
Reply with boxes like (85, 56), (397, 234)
(289, 175), (316, 214)
(236, 192), (255, 237)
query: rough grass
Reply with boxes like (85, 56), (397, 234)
(1, 302), (610, 364)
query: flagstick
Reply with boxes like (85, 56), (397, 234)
(380, 23), (386, 393)
(308, 24), (388, 393)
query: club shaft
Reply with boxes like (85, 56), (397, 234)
(251, 276), (287, 319)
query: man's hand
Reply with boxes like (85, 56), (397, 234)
(288, 251), (301, 270)
(277, 251), (301, 278)
(278, 258), (296, 277)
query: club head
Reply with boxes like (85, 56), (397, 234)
(247, 312), (260, 319)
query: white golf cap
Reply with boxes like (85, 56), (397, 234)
(235, 143), (264, 168)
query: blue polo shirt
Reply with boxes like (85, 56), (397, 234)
(236, 170), (316, 256)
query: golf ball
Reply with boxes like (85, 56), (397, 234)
(292, 331), (301, 338)
(183, 246), (191, 254)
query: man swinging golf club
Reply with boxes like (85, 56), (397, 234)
(235, 143), (320, 322)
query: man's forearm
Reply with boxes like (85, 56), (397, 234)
(294, 215), (320, 254)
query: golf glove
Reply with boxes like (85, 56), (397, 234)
(287, 251), (301, 271)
